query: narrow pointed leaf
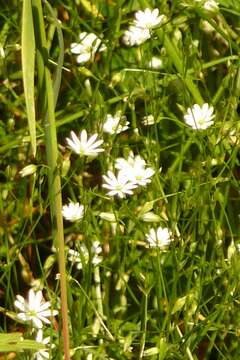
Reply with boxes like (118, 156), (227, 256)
(22, 0), (36, 156)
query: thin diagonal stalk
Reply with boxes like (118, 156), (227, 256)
(31, 1), (70, 358)
(162, 33), (203, 104)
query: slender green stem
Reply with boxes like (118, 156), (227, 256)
(162, 33), (203, 104)
(31, 1), (70, 358)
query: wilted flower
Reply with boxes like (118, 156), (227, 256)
(102, 170), (137, 198)
(34, 330), (51, 360)
(70, 32), (106, 64)
(66, 130), (104, 156)
(146, 227), (173, 249)
(122, 25), (151, 46)
(62, 202), (84, 222)
(148, 56), (163, 69)
(134, 8), (165, 29)
(184, 103), (215, 130)
(115, 152), (155, 186)
(103, 112), (129, 134)
(142, 114), (155, 126)
(19, 164), (37, 177)
(195, 0), (218, 11)
(140, 211), (161, 222)
(68, 241), (102, 270)
(99, 212), (117, 222)
(14, 289), (58, 329)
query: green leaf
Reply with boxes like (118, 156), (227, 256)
(22, 0), (36, 156)
(0, 332), (43, 352)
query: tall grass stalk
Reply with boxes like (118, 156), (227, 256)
(29, 0), (70, 358)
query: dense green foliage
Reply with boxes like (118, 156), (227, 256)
(0, 0), (240, 358)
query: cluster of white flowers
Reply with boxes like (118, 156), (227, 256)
(70, 32), (106, 64)
(103, 112), (129, 135)
(103, 152), (155, 198)
(184, 103), (215, 130)
(14, 289), (58, 359)
(122, 8), (165, 46)
(68, 241), (102, 270)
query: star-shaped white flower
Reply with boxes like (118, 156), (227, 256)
(66, 129), (104, 156)
(122, 25), (151, 46)
(103, 112), (129, 135)
(146, 227), (173, 249)
(102, 170), (137, 198)
(34, 330), (51, 360)
(62, 202), (84, 222)
(134, 8), (165, 29)
(14, 289), (58, 329)
(184, 103), (215, 130)
(115, 152), (155, 186)
(70, 32), (106, 64)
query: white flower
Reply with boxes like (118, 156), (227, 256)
(103, 112), (129, 135)
(184, 103), (215, 130)
(102, 170), (137, 198)
(14, 289), (58, 329)
(62, 202), (84, 222)
(70, 32), (106, 64)
(66, 129), (104, 156)
(68, 241), (102, 270)
(146, 227), (173, 249)
(122, 25), (151, 46)
(34, 330), (51, 360)
(115, 152), (155, 186)
(142, 114), (155, 126)
(134, 8), (165, 29)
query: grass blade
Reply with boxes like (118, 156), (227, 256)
(21, 0), (36, 156)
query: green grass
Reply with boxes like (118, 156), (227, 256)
(0, 0), (240, 359)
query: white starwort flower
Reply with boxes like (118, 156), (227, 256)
(184, 103), (215, 130)
(34, 330), (51, 360)
(66, 129), (104, 156)
(62, 202), (84, 222)
(68, 241), (102, 270)
(14, 289), (58, 329)
(134, 8), (165, 29)
(122, 25), (151, 46)
(103, 112), (129, 135)
(146, 227), (173, 249)
(102, 170), (137, 198)
(115, 152), (155, 186)
(142, 114), (155, 126)
(70, 32), (106, 64)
